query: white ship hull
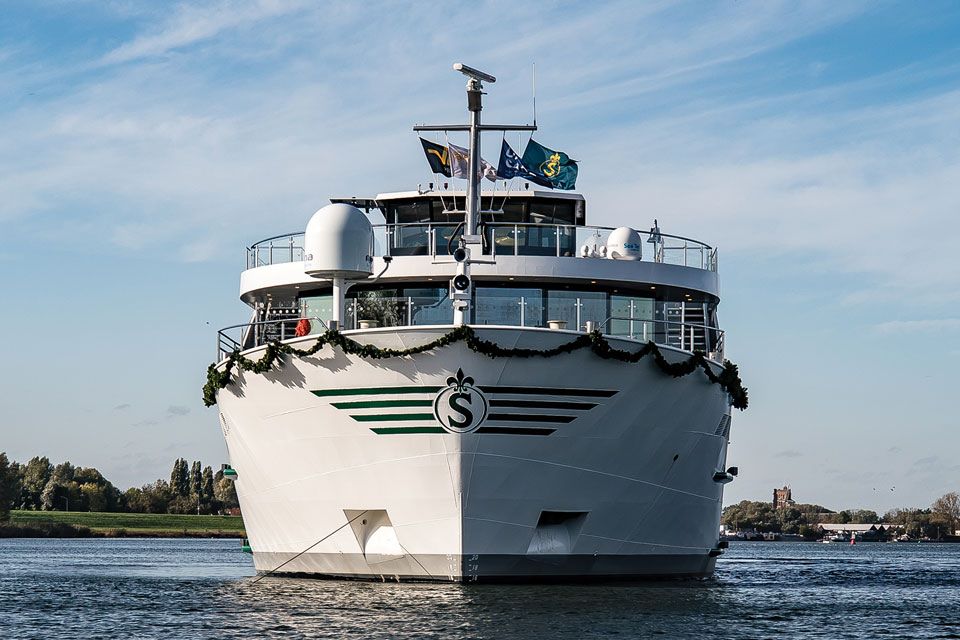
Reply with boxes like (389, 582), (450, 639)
(217, 326), (731, 582)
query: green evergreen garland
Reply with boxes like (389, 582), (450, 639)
(203, 326), (748, 410)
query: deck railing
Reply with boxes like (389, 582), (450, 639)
(245, 224), (718, 271)
(217, 316), (723, 362)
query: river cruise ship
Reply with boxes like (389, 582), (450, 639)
(206, 64), (745, 582)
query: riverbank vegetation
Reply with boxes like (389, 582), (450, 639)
(0, 452), (243, 537)
(4, 510), (244, 538)
(722, 492), (960, 540)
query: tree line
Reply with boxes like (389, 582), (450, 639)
(722, 491), (960, 540)
(0, 452), (239, 522)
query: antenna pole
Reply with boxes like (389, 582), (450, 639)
(465, 76), (482, 238)
(532, 62), (537, 127)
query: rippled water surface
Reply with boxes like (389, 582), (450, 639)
(2, 539), (960, 639)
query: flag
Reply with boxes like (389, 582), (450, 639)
(521, 138), (578, 190)
(419, 138), (452, 177)
(448, 142), (497, 182)
(496, 139), (552, 187)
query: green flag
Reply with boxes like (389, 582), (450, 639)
(419, 138), (452, 177)
(520, 139), (578, 190)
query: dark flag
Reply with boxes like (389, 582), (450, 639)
(419, 138), (452, 177)
(521, 139), (578, 190)
(496, 139), (552, 187)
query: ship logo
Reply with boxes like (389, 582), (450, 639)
(433, 368), (488, 434)
(540, 153), (562, 178)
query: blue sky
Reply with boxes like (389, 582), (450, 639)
(1, 1), (958, 512)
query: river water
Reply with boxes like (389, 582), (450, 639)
(1, 539), (959, 639)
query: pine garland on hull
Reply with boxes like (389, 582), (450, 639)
(202, 326), (748, 410)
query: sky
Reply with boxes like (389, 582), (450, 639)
(1, 0), (958, 514)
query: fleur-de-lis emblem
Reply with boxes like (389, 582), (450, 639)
(435, 368), (487, 433)
(445, 368), (474, 392)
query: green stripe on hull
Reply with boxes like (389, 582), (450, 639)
(351, 413), (435, 422)
(332, 399), (433, 409)
(370, 426), (446, 434)
(312, 386), (441, 397)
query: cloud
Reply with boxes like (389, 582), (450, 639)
(166, 405), (191, 417)
(100, 0), (310, 65)
(113, 403), (131, 411)
(873, 319), (960, 335)
(132, 419), (159, 427)
(774, 449), (803, 459)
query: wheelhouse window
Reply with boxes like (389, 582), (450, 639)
(382, 195), (583, 257)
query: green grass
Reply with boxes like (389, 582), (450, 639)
(9, 510), (246, 536)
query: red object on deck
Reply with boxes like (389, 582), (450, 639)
(295, 318), (311, 337)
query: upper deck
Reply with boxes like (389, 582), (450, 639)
(226, 191), (725, 363)
(246, 190), (717, 271)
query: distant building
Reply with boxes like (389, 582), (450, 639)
(773, 486), (794, 509)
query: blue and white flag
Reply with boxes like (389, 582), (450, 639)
(496, 139), (552, 187)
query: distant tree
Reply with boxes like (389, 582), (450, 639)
(71, 467), (122, 512)
(722, 500), (779, 532)
(41, 462), (78, 511)
(18, 456), (52, 510)
(201, 466), (215, 512)
(125, 480), (174, 514)
(884, 507), (940, 539)
(170, 458), (189, 497)
(189, 461), (202, 498)
(932, 492), (960, 536)
(0, 453), (20, 522)
(845, 509), (879, 524)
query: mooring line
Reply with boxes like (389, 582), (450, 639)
(251, 510), (368, 583)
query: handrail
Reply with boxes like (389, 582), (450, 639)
(217, 316), (329, 360)
(245, 223), (714, 254)
(597, 316), (725, 360)
(218, 316), (723, 361)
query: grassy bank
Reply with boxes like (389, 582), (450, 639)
(5, 510), (245, 538)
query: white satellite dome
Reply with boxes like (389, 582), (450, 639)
(303, 203), (373, 279)
(606, 226), (643, 261)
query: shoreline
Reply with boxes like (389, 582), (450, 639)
(0, 523), (245, 539)
(3, 510), (246, 539)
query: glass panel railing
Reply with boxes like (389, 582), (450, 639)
(343, 293), (453, 329)
(245, 225), (717, 271)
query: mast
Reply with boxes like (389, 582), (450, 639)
(465, 69), (483, 237)
(412, 63), (537, 325)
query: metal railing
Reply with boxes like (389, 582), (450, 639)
(599, 317), (725, 361)
(217, 315), (724, 362)
(245, 223), (718, 271)
(217, 317), (328, 361)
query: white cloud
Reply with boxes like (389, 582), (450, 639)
(100, 0), (310, 65)
(873, 319), (960, 334)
